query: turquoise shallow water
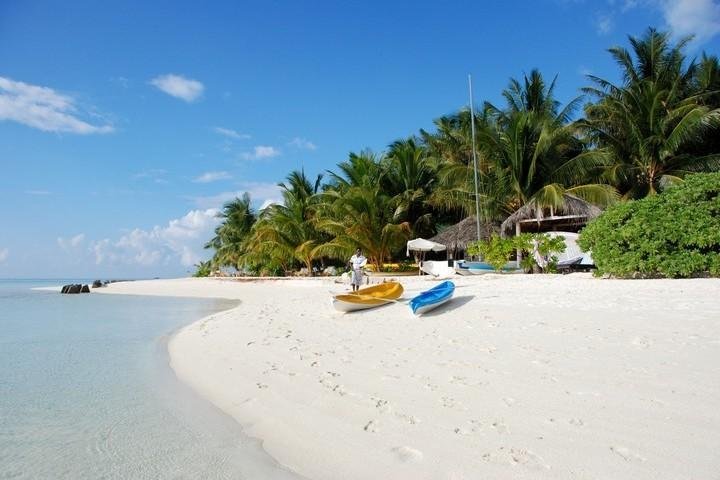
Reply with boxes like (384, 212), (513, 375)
(0, 280), (302, 479)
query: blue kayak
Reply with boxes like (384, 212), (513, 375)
(409, 281), (455, 315)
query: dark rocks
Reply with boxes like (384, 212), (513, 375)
(61, 284), (90, 294)
(61, 279), (133, 293)
(91, 279), (131, 288)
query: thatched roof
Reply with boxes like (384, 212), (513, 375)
(500, 194), (603, 237)
(429, 216), (499, 251)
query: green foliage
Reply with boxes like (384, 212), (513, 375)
(468, 234), (515, 271)
(579, 173), (720, 278)
(580, 28), (720, 199)
(378, 261), (417, 273)
(259, 263), (286, 277)
(513, 233), (567, 272)
(315, 183), (411, 270)
(425, 70), (617, 224)
(193, 260), (213, 277)
(468, 233), (566, 272)
(241, 170), (328, 275)
(205, 193), (257, 270)
(383, 138), (440, 238)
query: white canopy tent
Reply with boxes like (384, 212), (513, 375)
(406, 238), (447, 275)
(406, 238), (447, 256)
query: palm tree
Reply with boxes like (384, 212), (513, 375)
(316, 185), (411, 269)
(205, 193), (256, 270)
(495, 69), (568, 118)
(316, 149), (415, 269)
(426, 70), (616, 224)
(695, 53), (720, 107)
(580, 28), (720, 198)
(242, 170), (328, 275)
(482, 69), (616, 214)
(383, 137), (439, 238)
(325, 149), (384, 191)
(422, 110), (498, 221)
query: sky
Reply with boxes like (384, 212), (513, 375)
(1, 0), (720, 278)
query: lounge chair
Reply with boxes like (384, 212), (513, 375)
(556, 255), (595, 273)
(546, 232), (595, 272)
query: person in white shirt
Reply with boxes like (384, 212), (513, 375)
(348, 247), (367, 292)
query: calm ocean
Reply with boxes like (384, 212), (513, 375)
(0, 280), (302, 479)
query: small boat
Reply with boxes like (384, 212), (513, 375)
(409, 280), (455, 315)
(455, 260), (523, 274)
(332, 282), (404, 312)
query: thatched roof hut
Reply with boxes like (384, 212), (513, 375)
(500, 194), (602, 237)
(429, 217), (499, 257)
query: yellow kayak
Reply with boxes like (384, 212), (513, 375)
(332, 282), (404, 312)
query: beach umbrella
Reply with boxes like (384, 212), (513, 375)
(406, 238), (447, 275)
(406, 238), (447, 256)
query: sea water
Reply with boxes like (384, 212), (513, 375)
(0, 280), (302, 479)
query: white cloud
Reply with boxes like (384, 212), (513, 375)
(213, 127), (251, 140)
(0, 76), (114, 134)
(591, 0), (720, 45)
(150, 74), (204, 102)
(193, 171), (232, 183)
(25, 190), (52, 195)
(660, 0), (720, 44)
(596, 13), (614, 34)
(91, 209), (220, 267)
(192, 182), (283, 209)
(288, 137), (317, 150)
(0, 248), (8, 263)
(240, 145), (281, 160)
(58, 233), (86, 250)
(621, 0), (640, 12)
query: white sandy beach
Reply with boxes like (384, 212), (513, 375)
(99, 275), (720, 479)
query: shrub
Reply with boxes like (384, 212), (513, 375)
(193, 260), (213, 277)
(468, 233), (566, 272)
(468, 234), (515, 271)
(380, 262), (417, 273)
(513, 233), (567, 273)
(579, 173), (720, 278)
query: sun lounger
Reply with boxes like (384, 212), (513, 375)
(557, 255), (595, 273)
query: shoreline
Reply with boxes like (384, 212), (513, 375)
(5, 280), (304, 478)
(100, 275), (720, 479)
(154, 310), (305, 480)
(94, 281), (307, 479)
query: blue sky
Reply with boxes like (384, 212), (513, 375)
(1, 0), (719, 278)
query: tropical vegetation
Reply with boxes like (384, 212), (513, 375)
(199, 28), (720, 277)
(467, 233), (566, 273)
(580, 29), (720, 198)
(579, 172), (720, 278)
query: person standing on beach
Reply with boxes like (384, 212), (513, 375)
(348, 248), (367, 292)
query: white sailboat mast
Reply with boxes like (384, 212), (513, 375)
(468, 75), (481, 242)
